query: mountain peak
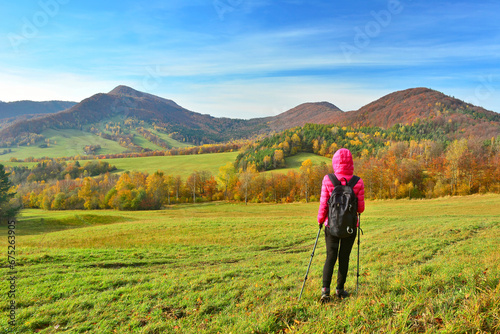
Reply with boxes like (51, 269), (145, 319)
(263, 101), (343, 132)
(107, 85), (182, 109)
(108, 85), (146, 98)
(296, 101), (342, 111)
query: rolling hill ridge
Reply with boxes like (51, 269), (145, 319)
(0, 100), (77, 119)
(0, 100), (77, 131)
(0, 86), (259, 148)
(343, 88), (500, 139)
(0, 86), (498, 159)
(261, 101), (343, 132)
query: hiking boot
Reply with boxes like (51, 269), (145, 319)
(336, 289), (350, 299)
(320, 293), (331, 304)
(320, 287), (331, 304)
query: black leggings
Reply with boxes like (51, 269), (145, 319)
(322, 227), (356, 290)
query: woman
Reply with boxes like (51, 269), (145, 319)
(317, 148), (365, 302)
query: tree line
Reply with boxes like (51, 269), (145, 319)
(9, 160), (116, 184)
(13, 162), (330, 211)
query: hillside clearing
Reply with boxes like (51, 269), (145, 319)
(90, 151), (240, 177)
(0, 129), (127, 161)
(0, 127), (193, 162)
(1, 152), (330, 180)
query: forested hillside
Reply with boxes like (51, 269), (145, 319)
(348, 88), (500, 134)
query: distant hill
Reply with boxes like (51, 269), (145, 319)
(262, 101), (343, 132)
(0, 86), (260, 148)
(0, 100), (77, 131)
(0, 86), (498, 158)
(0, 100), (77, 118)
(342, 87), (500, 139)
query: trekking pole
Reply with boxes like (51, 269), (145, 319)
(356, 214), (363, 294)
(299, 224), (322, 301)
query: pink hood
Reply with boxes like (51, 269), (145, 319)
(317, 148), (365, 225)
(332, 148), (354, 179)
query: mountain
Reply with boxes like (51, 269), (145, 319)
(263, 102), (343, 132)
(0, 100), (77, 118)
(0, 100), (77, 131)
(342, 87), (500, 139)
(0, 86), (498, 156)
(0, 86), (258, 147)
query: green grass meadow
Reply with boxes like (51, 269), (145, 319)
(0, 152), (327, 181)
(269, 153), (331, 175)
(93, 152), (240, 177)
(0, 127), (192, 163)
(92, 152), (328, 177)
(0, 129), (128, 161)
(145, 129), (193, 149)
(96, 152), (328, 177)
(1, 194), (499, 333)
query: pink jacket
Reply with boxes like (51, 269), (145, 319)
(317, 148), (365, 226)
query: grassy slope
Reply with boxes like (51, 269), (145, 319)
(128, 131), (165, 151)
(272, 152), (331, 174)
(147, 128), (193, 149)
(90, 152), (240, 177)
(0, 152), (328, 179)
(0, 161), (37, 169)
(0, 129), (128, 161)
(0, 152), (240, 177)
(91, 152), (327, 177)
(1, 194), (499, 333)
(0, 127), (193, 162)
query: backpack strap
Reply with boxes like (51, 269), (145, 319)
(327, 173), (340, 187)
(328, 174), (359, 188)
(347, 175), (360, 189)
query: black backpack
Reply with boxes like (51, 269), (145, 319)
(326, 174), (360, 238)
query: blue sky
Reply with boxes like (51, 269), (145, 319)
(1, 0), (499, 119)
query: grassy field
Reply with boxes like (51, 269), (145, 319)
(0, 152), (329, 180)
(129, 131), (165, 152)
(95, 152), (328, 177)
(0, 152), (240, 178)
(268, 153), (331, 174)
(0, 161), (38, 169)
(0, 129), (128, 161)
(146, 129), (193, 149)
(0, 127), (192, 163)
(91, 152), (240, 177)
(1, 194), (499, 333)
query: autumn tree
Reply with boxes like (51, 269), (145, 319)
(217, 162), (237, 200)
(238, 165), (258, 205)
(109, 172), (148, 210)
(299, 159), (313, 202)
(78, 177), (101, 210)
(146, 171), (168, 209)
(446, 139), (468, 195)
(291, 133), (302, 155)
(186, 171), (200, 203)
(164, 175), (174, 205)
(273, 149), (285, 168)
